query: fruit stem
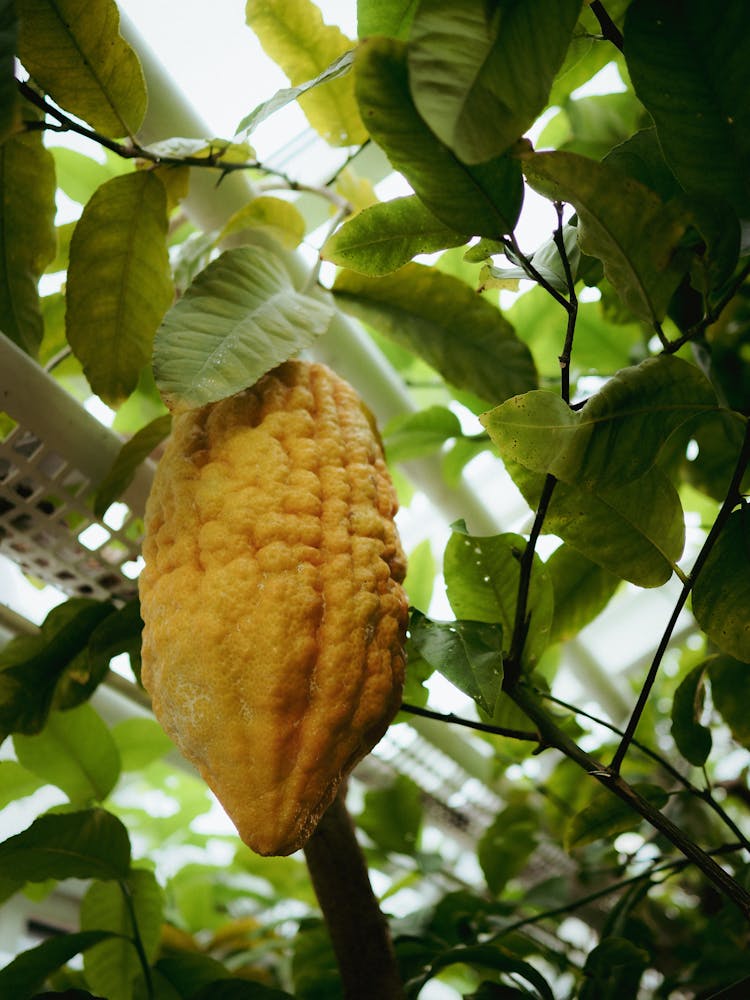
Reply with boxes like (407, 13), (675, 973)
(303, 790), (405, 1000)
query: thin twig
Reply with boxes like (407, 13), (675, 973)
(664, 259), (750, 354)
(502, 232), (570, 311)
(611, 419), (750, 774)
(119, 880), (153, 999)
(400, 701), (538, 742)
(589, 1), (625, 51)
(551, 202), (578, 404)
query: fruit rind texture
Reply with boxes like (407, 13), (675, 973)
(139, 360), (408, 856)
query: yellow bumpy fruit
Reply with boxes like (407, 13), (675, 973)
(139, 360), (408, 856)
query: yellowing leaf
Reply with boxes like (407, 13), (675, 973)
(219, 195), (306, 250)
(66, 172), (173, 407)
(246, 0), (366, 146)
(16, 0), (147, 137)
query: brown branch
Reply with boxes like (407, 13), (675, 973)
(400, 701), (538, 742)
(303, 791), (405, 1000)
(590, 2), (625, 52)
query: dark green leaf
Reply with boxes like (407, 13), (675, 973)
(547, 546), (620, 644)
(692, 506), (750, 661)
(0, 598), (115, 743)
(478, 803), (538, 896)
(81, 869), (164, 1000)
(16, 0), (146, 136)
(0, 129), (56, 355)
(519, 149), (692, 323)
(481, 355), (717, 490)
(681, 411), (750, 502)
(671, 664), (712, 767)
(0, 931), (116, 997)
(154, 954), (232, 995)
(409, 611), (503, 717)
(292, 922), (341, 1000)
(83, 599), (144, 697)
(583, 936), (650, 974)
(506, 460), (684, 588)
(66, 171), (173, 407)
(359, 774), (422, 855)
(602, 127), (681, 202)
(407, 0), (582, 164)
(13, 703), (121, 804)
(333, 264), (536, 406)
(321, 196), (468, 276)
(0, 808), (131, 890)
(0, 0), (19, 142)
(357, 0), (417, 39)
(624, 0), (750, 215)
(190, 982), (294, 999)
(443, 530), (553, 669)
(93, 414), (171, 518)
(154, 246), (333, 411)
(409, 944), (555, 1000)
(708, 655), (750, 749)
(354, 37), (524, 237)
(565, 783), (668, 850)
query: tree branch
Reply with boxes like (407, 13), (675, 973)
(589, 2), (625, 52)
(551, 202), (579, 404)
(400, 701), (538, 742)
(303, 791), (405, 1000)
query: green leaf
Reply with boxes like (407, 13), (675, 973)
(85, 599), (144, 695)
(384, 405), (463, 464)
(682, 411), (750, 502)
(624, 0), (750, 216)
(50, 146), (129, 206)
(0, 0), (19, 143)
(333, 264), (536, 405)
(359, 774), (423, 855)
(82, 869), (164, 1000)
(671, 664), (712, 767)
(93, 414), (172, 519)
(154, 245), (334, 411)
(602, 127), (682, 202)
(546, 90), (647, 161)
(354, 36), (524, 237)
(407, 0), (582, 164)
(0, 129), (56, 355)
(692, 506), (750, 661)
(443, 530), (553, 668)
(506, 460), (684, 588)
(13, 703), (121, 805)
(520, 149), (691, 323)
(0, 808), (131, 888)
(409, 611), (504, 716)
(411, 944), (555, 1000)
(16, 0), (147, 136)
(245, 0), (365, 146)
(0, 930), (116, 997)
(547, 546), (620, 644)
(66, 171), (173, 407)
(583, 937), (650, 975)
(565, 783), (668, 850)
(154, 954), (233, 995)
(708, 655), (750, 749)
(481, 355), (717, 490)
(357, 0), (417, 39)
(0, 759), (45, 809)
(403, 538), (435, 613)
(190, 980), (294, 999)
(478, 802), (538, 896)
(0, 598), (115, 744)
(219, 196), (306, 250)
(111, 717), (173, 772)
(321, 196), (468, 276)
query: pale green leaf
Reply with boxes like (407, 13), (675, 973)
(443, 530), (553, 668)
(16, 0), (147, 136)
(45, 219), (76, 275)
(625, 0), (750, 215)
(481, 355), (717, 490)
(506, 459), (684, 588)
(358, 774), (422, 855)
(354, 36), (524, 238)
(565, 783), (668, 850)
(403, 538), (435, 613)
(408, 0), (582, 164)
(333, 263), (537, 405)
(245, 0), (366, 145)
(357, 0), (418, 39)
(0, 760), (45, 809)
(82, 868), (165, 1000)
(547, 546), (620, 644)
(219, 196), (306, 250)
(0, 129), (56, 355)
(154, 245), (334, 411)
(671, 664), (712, 767)
(322, 196), (468, 275)
(50, 145), (129, 205)
(13, 703), (121, 805)
(709, 655), (750, 749)
(93, 413), (172, 519)
(111, 717), (174, 772)
(692, 505), (750, 661)
(478, 803), (538, 896)
(520, 149), (691, 323)
(0, 0), (19, 142)
(384, 405), (463, 464)
(409, 610), (504, 715)
(142, 135), (254, 163)
(66, 171), (173, 407)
